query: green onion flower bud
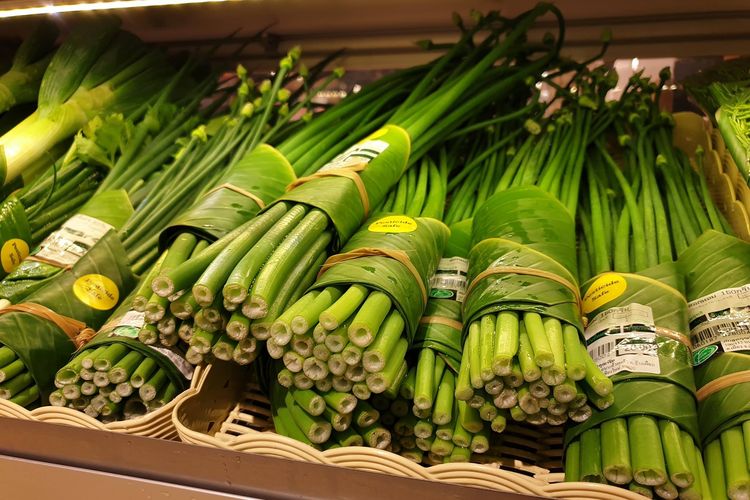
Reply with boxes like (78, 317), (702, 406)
(277, 88), (291, 102)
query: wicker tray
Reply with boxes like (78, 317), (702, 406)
(0, 365), (205, 440)
(173, 361), (642, 499)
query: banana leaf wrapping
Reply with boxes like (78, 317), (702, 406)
(312, 214), (449, 343)
(158, 144), (295, 249)
(564, 380), (700, 445)
(0, 195), (32, 279)
(679, 229), (750, 444)
(0, 230), (136, 403)
(0, 190), (134, 303)
(274, 125), (411, 249)
(80, 291), (191, 392)
(462, 186), (582, 336)
(581, 262), (695, 393)
(411, 219), (472, 370)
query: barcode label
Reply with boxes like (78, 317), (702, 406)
(688, 284), (750, 365)
(35, 214), (113, 268)
(105, 310), (146, 339)
(318, 139), (389, 172)
(585, 303), (655, 341)
(587, 332), (660, 377)
(429, 257), (469, 303)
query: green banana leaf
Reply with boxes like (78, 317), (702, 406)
(275, 125), (411, 249)
(463, 186), (582, 335)
(0, 189), (134, 303)
(581, 261), (695, 393)
(679, 229), (750, 444)
(564, 380), (700, 445)
(412, 220), (473, 370)
(81, 291), (189, 392)
(159, 144), (295, 249)
(0, 230), (136, 403)
(313, 214), (448, 343)
(0, 195), (32, 279)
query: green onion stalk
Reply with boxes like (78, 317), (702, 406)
(0, 230), (137, 409)
(0, 18), (175, 187)
(679, 230), (750, 499)
(565, 68), (729, 498)
(0, 21), (58, 116)
(457, 186), (606, 427)
(147, 4), (566, 372)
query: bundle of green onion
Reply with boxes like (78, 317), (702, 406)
(679, 230), (750, 500)
(458, 187), (608, 426)
(51, 289), (189, 420)
(0, 231), (136, 408)
(269, 214), (448, 398)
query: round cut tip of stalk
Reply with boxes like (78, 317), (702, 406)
(365, 374), (387, 394)
(192, 285), (215, 308)
(291, 317), (311, 335)
(302, 358), (328, 381)
(226, 321), (249, 341)
(222, 284), (247, 305)
(151, 276), (175, 298)
(55, 368), (78, 386)
(368, 429), (391, 449)
(634, 468), (667, 487)
(270, 322), (293, 346)
(250, 323), (271, 341)
(245, 297), (268, 319)
(605, 466), (634, 485)
(347, 325), (373, 348)
(318, 314), (338, 331)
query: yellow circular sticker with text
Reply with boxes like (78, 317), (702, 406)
(1, 238), (29, 273)
(73, 274), (119, 311)
(582, 273), (627, 314)
(368, 215), (417, 233)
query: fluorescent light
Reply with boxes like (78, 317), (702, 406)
(0, 0), (230, 19)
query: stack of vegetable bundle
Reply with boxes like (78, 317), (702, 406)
(679, 230), (750, 500)
(457, 186), (607, 426)
(145, 3), (565, 375)
(564, 68), (725, 499)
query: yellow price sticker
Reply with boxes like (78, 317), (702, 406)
(1, 238), (29, 273)
(582, 273), (627, 314)
(73, 274), (119, 311)
(368, 215), (418, 233)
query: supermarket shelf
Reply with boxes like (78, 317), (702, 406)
(1, 0), (750, 69)
(0, 416), (540, 500)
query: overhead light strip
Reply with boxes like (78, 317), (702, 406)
(0, 0), (230, 19)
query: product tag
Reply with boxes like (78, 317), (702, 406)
(35, 214), (113, 268)
(1, 238), (29, 272)
(318, 139), (389, 172)
(429, 257), (469, 303)
(368, 215), (417, 233)
(688, 284), (750, 365)
(584, 303), (659, 376)
(148, 345), (194, 381)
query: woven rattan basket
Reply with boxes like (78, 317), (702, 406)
(0, 365), (205, 440)
(173, 362), (645, 499)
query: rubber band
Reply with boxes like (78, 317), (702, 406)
(25, 254), (74, 271)
(318, 246), (427, 306)
(206, 183), (266, 209)
(466, 265), (583, 314)
(655, 326), (692, 350)
(286, 163), (370, 219)
(0, 302), (94, 348)
(419, 316), (463, 331)
(697, 369), (750, 402)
